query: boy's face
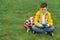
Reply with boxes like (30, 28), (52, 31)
(41, 7), (47, 13)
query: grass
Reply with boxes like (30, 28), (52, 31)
(0, 0), (60, 40)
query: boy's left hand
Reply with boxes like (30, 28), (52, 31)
(46, 24), (49, 28)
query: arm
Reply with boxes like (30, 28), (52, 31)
(34, 11), (42, 27)
(47, 12), (53, 26)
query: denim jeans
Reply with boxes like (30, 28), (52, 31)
(32, 24), (55, 34)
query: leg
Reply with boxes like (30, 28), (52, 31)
(32, 25), (47, 34)
(43, 26), (55, 32)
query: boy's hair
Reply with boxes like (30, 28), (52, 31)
(40, 2), (47, 8)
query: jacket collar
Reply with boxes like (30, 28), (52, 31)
(40, 10), (48, 16)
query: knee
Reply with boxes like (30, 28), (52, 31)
(50, 26), (55, 30)
(32, 25), (36, 29)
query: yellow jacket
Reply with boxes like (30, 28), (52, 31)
(34, 10), (53, 27)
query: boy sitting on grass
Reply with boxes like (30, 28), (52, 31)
(32, 2), (55, 36)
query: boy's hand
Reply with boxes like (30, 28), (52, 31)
(46, 24), (49, 28)
(39, 24), (43, 28)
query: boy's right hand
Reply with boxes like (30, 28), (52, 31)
(39, 24), (43, 28)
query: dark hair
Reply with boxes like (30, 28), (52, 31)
(40, 2), (47, 8)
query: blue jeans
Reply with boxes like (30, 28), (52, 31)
(32, 24), (55, 34)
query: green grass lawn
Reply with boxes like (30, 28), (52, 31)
(0, 0), (60, 40)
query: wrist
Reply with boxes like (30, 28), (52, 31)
(47, 24), (49, 27)
(39, 24), (43, 27)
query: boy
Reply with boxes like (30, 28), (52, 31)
(32, 2), (55, 36)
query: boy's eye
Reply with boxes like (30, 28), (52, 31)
(42, 9), (46, 10)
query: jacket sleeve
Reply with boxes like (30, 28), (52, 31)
(34, 11), (40, 27)
(48, 12), (53, 26)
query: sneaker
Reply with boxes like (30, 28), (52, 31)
(50, 32), (54, 36)
(33, 31), (36, 34)
(47, 32), (54, 36)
